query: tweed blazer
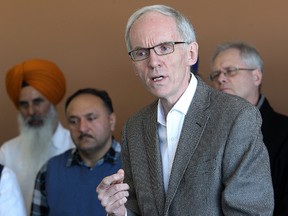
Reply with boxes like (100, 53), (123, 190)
(121, 78), (274, 216)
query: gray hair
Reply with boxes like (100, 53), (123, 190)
(125, 4), (196, 52)
(211, 41), (263, 71)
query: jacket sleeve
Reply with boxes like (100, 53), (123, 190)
(221, 105), (274, 215)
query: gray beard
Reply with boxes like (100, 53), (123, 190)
(17, 105), (58, 172)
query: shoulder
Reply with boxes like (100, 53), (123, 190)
(53, 123), (70, 138)
(0, 136), (21, 150)
(195, 78), (260, 122)
(260, 98), (288, 129)
(0, 166), (18, 187)
(0, 137), (21, 163)
(195, 77), (252, 109)
(43, 149), (74, 177)
(47, 148), (73, 164)
(0, 166), (15, 177)
(125, 100), (158, 124)
(51, 123), (75, 149)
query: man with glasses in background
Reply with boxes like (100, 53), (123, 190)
(210, 41), (288, 216)
(97, 5), (274, 216)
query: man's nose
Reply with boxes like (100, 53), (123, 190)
(79, 120), (89, 132)
(27, 104), (36, 115)
(217, 71), (228, 84)
(148, 49), (161, 68)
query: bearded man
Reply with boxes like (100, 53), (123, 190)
(0, 59), (74, 214)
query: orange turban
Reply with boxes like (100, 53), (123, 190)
(6, 59), (66, 109)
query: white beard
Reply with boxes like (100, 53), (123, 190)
(18, 105), (57, 173)
(15, 105), (58, 213)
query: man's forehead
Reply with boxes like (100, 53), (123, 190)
(130, 12), (178, 47)
(19, 86), (48, 102)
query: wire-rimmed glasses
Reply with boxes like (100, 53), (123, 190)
(128, 41), (187, 61)
(209, 67), (255, 81)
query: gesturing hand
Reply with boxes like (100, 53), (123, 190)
(96, 169), (130, 216)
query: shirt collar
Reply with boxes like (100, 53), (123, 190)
(256, 94), (265, 109)
(157, 73), (198, 124)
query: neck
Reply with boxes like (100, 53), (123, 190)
(79, 137), (113, 168)
(248, 91), (261, 106)
(160, 73), (192, 118)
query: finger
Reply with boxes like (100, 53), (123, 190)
(106, 196), (128, 214)
(105, 191), (129, 214)
(98, 182), (129, 203)
(96, 169), (124, 193)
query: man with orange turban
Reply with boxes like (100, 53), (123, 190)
(0, 59), (74, 215)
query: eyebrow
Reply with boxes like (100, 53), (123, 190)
(19, 97), (44, 104)
(68, 112), (97, 119)
(132, 41), (168, 50)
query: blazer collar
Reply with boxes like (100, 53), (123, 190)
(144, 101), (166, 215)
(164, 77), (211, 212)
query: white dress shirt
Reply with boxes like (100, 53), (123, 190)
(157, 74), (197, 192)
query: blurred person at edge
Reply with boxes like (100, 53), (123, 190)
(210, 41), (288, 216)
(96, 5), (274, 216)
(0, 59), (74, 214)
(0, 164), (26, 216)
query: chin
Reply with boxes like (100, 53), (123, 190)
(220, 89), (233, 94)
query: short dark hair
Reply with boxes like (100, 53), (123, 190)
(65, 88), (114, 114)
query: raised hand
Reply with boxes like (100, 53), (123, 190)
(96, 169), (130, 216)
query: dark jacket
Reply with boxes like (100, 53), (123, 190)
(259, 97), (288, 216)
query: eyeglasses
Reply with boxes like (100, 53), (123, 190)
(209, 67), (255, 81)
(128, 41), (187, 61)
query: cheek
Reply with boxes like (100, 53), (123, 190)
(69, 129), (80, 142)
(132, 64), (140, 76)
(132, 63), (142, 76)
(133, 62), (149, 78)
(235, 78), (253, 89)
(19, 109), (29, 119)
(139, 73), (148, 84)
(94, 121), (111, 134)
(40, 104), (51, 116)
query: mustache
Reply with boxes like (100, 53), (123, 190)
(78, 133), (94, 140)
(26, 115), (44, 123)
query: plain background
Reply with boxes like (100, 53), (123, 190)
(1, 0), (287, 144)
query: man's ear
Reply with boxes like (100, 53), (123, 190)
(187, 42), (199, 65)
(109, 112), (117, 131)
(252, 69), (262, 86)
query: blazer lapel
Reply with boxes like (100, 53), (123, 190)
(164, 79), (211, 212)
(144, 101), (166, 215)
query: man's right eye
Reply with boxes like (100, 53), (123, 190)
(68, 119), (78, 125)
(135, 49), (148, 57)
(225, 67), (237, 73)
(19, 103), (28, 109)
